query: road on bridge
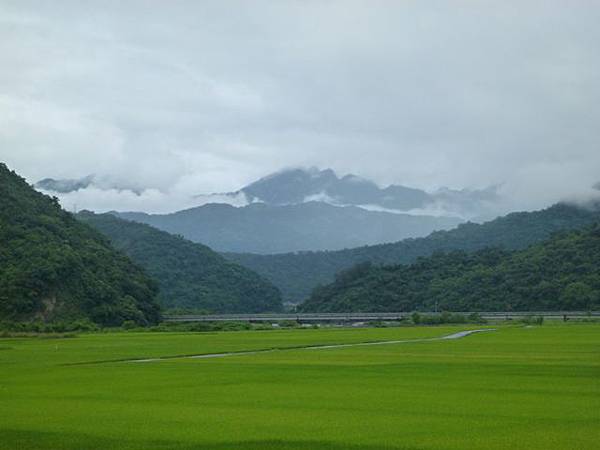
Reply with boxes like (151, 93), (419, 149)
(163, 311), (599, 323)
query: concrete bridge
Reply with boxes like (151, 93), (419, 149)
(163, 311), (599, 323)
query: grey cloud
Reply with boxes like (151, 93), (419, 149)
(1, 0), (599, 213)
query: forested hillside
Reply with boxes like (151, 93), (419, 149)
(0, 164), (160, 326)
(77, 212), (282, 313)
(300, 225), (600, 312)
(227, 203), (600, 302)
(116, 201), (461, 254)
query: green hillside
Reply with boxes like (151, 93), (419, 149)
(77, 212), (283, 313)
(227, 203), (600, 302)
(0, 164), (160, 326)
(300, 225), (600, 312)
(116, 201), (461, 254)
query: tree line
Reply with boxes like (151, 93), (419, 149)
(300, 225), (600, 312)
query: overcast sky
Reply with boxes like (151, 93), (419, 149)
(1, 0), (599, 213)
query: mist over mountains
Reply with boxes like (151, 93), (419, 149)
(236, 168), (431, 210)
(36, 167), (502, 219)
(31, 167), (507, 254)
(226, 168), (500, 219)
(36, 174), (144, 196)
(36, 175), (95, 194)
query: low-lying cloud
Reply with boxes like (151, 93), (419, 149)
(1, 1), (599, 214)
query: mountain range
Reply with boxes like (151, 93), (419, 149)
(227, 167), (501, 218)
(36, 167), (502, 219)
(0, 164), (160, 326)
(6, 161), (600, 323)
(115, 202), (462, 254)
(1, 163), (286, 327)
(34, 167), (510, 254)
(77, 211), (282, 313)
(226, 202), (600, 303)
(300, 225), (600, 312)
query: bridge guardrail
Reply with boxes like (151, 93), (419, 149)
(163, 311), (600, 322)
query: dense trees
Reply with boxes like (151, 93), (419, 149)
(0, 164), (160, 326)
(300, 226), (600, 312)
(4, 157), (598, 325)
(227, 203), (600, 302)
(77, 212), (283, 313)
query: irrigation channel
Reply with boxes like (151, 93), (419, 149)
(127, 329), (495, 364)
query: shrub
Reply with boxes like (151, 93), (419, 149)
(277, 320), (300, 328)
(121, 320), (138, 330)
(521, 315), (544, 325)
(467, 312), (487, 324)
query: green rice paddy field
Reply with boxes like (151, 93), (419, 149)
(1, 323), (599, 449)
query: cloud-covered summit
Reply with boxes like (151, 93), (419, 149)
(36, 167), (501, 219)
(2, 1), (600, 214)
(229, 167), (500, 218)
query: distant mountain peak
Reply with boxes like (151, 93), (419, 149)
(231, 167), (500, 218)
(239, 167), (340, 206)
(249, 167), (338, 185)
(35, 166), (503, 220)
(340, 173), (372, 184)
